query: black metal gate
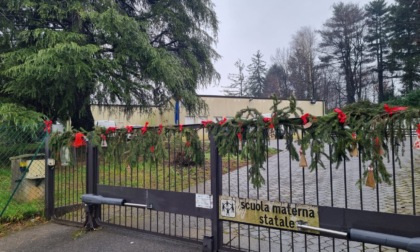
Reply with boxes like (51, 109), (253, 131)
(45, 126), (420, 251)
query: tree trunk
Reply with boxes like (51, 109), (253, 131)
(70, 92), (95, 131)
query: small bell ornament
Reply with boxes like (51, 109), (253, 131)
(299, 148), (307, 168)
(365, 166), (376, 189)
(101, 134), (108, 148)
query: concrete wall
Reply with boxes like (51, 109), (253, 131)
(91, 96), (325, 127)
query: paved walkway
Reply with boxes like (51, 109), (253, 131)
(0, 222), (201, 252)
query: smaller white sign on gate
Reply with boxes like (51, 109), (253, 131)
(195, 194), (213, 209)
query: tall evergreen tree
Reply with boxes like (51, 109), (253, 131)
(223, 59), (246, 96)
(319, 2), (367, 104)
(388, 0), (420, 93)
(245, 50), (267, 98)
(365, 0), (392, 102)
(264, 64), (292, 99)
(0, 0), (219, 130)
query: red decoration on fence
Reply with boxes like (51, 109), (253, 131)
(384, 104), (407, 115)
(414, 124), (420, 150)
(44, 120), (53, 133)
(301, 113), (310, 125)
(237, 127), (243, 141)
(263, 117), (274, 129)
(141, 122), (149, 135)
(201, 120), (213, 127)
(125, 126), (133, 133)
(106, 127), (117, 134)
(158, 124), (163, 135)
(333, 108), (347, 124)
(73, 132), (86, 148)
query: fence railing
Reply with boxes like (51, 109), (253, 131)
(43, 124), (420, 251)
(0, 124), (46, 223)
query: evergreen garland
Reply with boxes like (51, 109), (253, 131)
(49, 97), (420, 188)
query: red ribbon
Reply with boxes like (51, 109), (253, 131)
(106, 127), (117, 134)
(158, 124), (163, 135)
(179, 124), (183, 132)
(333, 108), (347, 124)
(150, 146), (155, 153)
(301, 113), (310, 125)
(417, 124), (420, 136)
(73, 132), (86, 148)
(201, 120), (213, 127)
(141, 122), (149, 135)
(384, 104), (407, 115)
(219, 118), (227, 125)
(44, 120), (53, 133)
(237, 127), (243, 141)
(263, 117), (274, 129)
(352, 132), (357, 139)
(125, 126), (133, 133)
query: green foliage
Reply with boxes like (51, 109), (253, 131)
(387, 89), (420, 108)
(245, 50), (267, 98)
(0, 0), (219, 130)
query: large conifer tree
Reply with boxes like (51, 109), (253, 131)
(0, 0), (219, 130)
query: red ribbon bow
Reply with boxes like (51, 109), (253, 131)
(333, 108), (347, 124)
(263, 117), (274, 129)
(150, 146), (155, 153)
(73, 132), (86, 148)
(300, 113), (310, 125)
(158, 124), (163, 135)
(44, 120), (53, 133)
(219, 118), (227, 125)
(125, 126), (133, 133)
(384, 104), (407, 115)
(141, 122), (149, 135)
(201, 120), (213, 127)
(106, 127), (117, 134)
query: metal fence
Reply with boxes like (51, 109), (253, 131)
(0, 124), (45, 222)
(48, 125), (420, 252)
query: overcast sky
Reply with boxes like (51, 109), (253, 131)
(198, 0), (393, 95)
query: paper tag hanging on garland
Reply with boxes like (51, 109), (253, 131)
(350, 132), (358, 157)
(365, 166), (376, 189)
(299, 148), (307, 168)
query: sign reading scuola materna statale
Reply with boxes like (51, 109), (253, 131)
(219, 196), (319, 233)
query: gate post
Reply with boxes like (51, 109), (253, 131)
(44, 134), (54, 220)
(86, 141), (99, 195)
(210, 134), (223, 251)
(86, 140), (100, 222)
